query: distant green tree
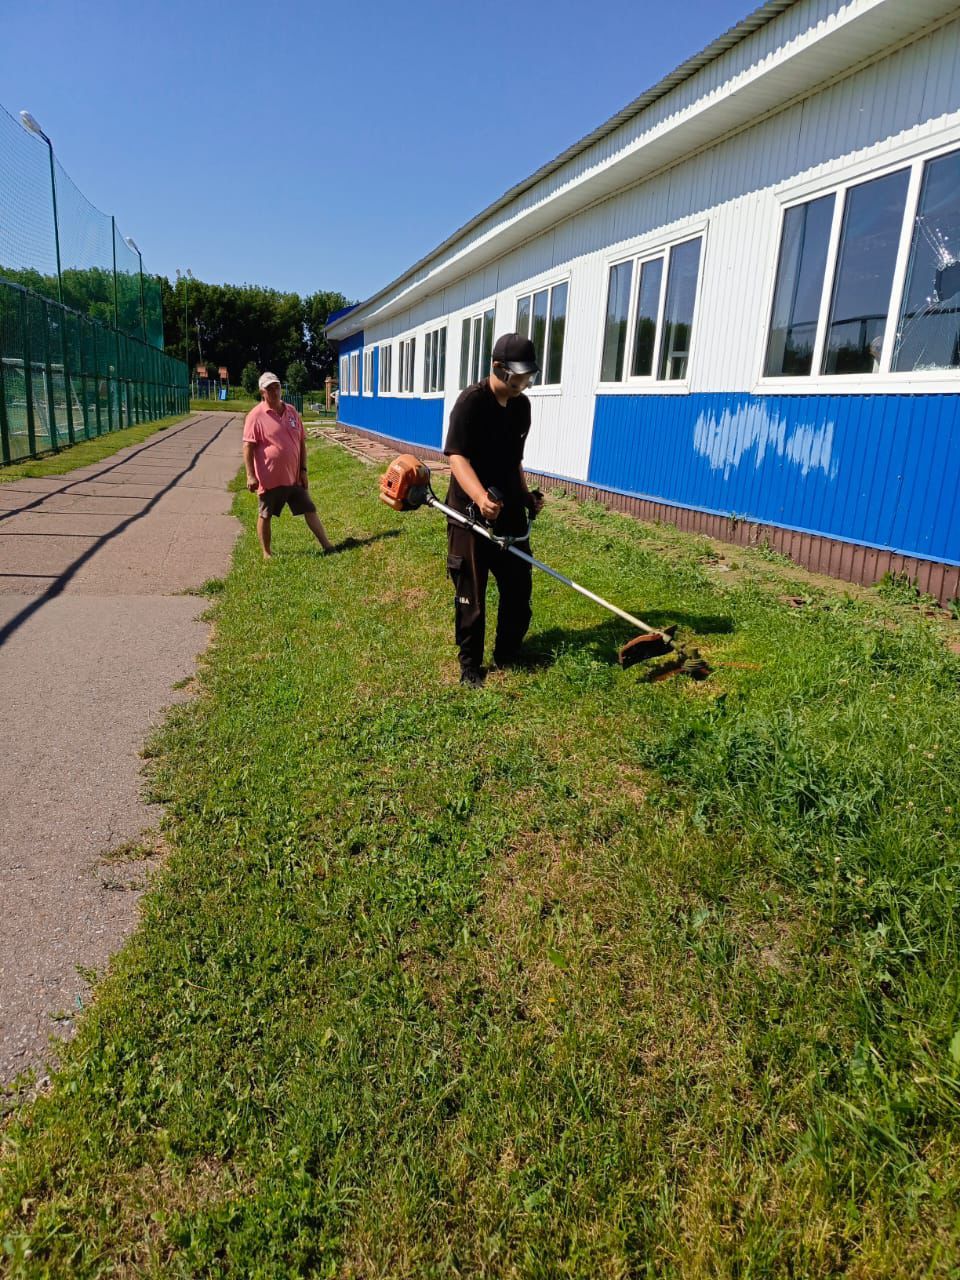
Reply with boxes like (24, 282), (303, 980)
(304, 290), (352, 383)
(157, 278), (353, 386)
(285, 360), (308, 394)
(241, 361), (260, 397)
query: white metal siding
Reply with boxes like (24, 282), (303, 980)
(357, 16), (960, 479)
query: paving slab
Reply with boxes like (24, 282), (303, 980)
(0, 413), (244, 1084)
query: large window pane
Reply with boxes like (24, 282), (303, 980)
(600, 261), (633, 381)
(893, 148), (960, 372)
(437, 327), (446, 392)
(481, 308), (494, 376)
(764, 195), (834, 376)
(516, 295), (531, 338)
(460, 318), (471, 388)
(822, 169), (909, 374)
(470, 317), (482, 383)
(658, 238), (701, 380)
(630, 257), (663, 377)
(546, 282), (567, 384)
(531, 290), (548, 374)
(423, 331), (432, 389)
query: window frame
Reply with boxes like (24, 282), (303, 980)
(362, 347), (374, 397)
(596, 225), (707, 394)
(397, 335), (416, 395)
(756, 136), (960, 395)
(349, 351), (359, 398)
(514, 276), (570, 392)
(378, 342), (393, 395)
(458, 306), (496, 389)
(422, 324), (447, 397)
(339, 354), (350, 397)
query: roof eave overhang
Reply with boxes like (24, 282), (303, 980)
(328, 0), (955, 340)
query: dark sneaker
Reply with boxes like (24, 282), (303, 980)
(491, 650), (534, 671)
(460, 666), (486, 688)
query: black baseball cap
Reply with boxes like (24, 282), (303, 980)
(491, 332), (540, 375)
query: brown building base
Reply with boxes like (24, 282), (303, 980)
(339, 422), (960, 605)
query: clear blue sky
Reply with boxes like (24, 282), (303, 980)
(5, 0), (754, 302)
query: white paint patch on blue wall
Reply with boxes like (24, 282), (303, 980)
(693, 401), (837, 481)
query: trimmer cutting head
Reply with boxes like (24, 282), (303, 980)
(618, 626), (676, 667)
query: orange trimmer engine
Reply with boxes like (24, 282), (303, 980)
(379, 454), (432, 511)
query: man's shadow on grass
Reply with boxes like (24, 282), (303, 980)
(514, 609), (735, 670)
(287, 529), (401, 557)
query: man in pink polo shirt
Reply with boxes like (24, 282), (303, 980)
(243, 372), (333, 560)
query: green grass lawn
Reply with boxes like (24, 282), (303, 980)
(190, 397), (257, 414)
(0, 414), (189, 484)
(2, 439), (960, 1277)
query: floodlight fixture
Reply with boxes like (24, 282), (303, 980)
(19, 110), (48, 141)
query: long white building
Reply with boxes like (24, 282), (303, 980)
(328, 0), (960, 599)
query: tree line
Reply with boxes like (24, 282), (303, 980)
(160, 278), (351, 391)
(0, 264), (351, 392)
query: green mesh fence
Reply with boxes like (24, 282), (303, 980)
(0, 278), (189, 463)
(0, 101), (165, 352)
(0, 100), (186, 461)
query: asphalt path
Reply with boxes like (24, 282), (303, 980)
(0, 412), (243, 1085)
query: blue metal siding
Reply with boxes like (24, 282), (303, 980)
(338, 392), (445, 450)
(339, 332), (363, 356)
(589, 393), (960, 565)
(337, 336), (444, 449)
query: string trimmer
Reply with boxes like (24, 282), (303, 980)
(379, 454), (704, 671)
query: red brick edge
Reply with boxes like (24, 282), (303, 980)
(337, 421), (960, 605)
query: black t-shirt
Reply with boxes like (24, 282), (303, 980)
(443, 379), (531, 534)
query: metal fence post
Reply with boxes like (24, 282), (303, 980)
(0, 346), (10, 466)
(42, 300), (59, 452)
(111, 217), (123, 430)
(21, 291), (37, 457)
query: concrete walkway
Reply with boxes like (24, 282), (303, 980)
(0, 413), (243, 1085)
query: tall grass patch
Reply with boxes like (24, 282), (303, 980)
(2, 441), (959, 1277)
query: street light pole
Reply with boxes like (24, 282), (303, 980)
(126, 237), (146, 423)
(19, 111), (62, 305)
(177, 267), (192, 390)
(125, 237), (147, 345)
(19, 110), (73, 446)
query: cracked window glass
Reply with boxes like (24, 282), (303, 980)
(893, 148), (960, 372)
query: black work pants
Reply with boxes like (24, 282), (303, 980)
(447, 521), (532, 672)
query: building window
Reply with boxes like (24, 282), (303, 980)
(459, 309), (495, 388)
(893, 148), (960, 372)
(515, 281), (568, 384)
(349, 351), (359, 396)
(822, 169), (909, 374)
(600, 236), (703, 384)
(363, 347), (374, 395)
(765, 195), (834, 376)
(764, 147), (960, 380)
(379, 343), (393, 393)
(398, 336), (416, 394)
(423, 326), (446, 393)
(339, 354), (350, 396)
(600, 262), (632, 382)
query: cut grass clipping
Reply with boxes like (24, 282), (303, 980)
(2, 439), (960, 1277)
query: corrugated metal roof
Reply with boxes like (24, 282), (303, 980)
(330, 0), (800, 336)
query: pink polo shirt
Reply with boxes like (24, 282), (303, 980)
(242, 401), (305, 494)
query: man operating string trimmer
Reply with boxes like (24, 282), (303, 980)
(380, 338), (702, 681)
(443, 333), (545, 687)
